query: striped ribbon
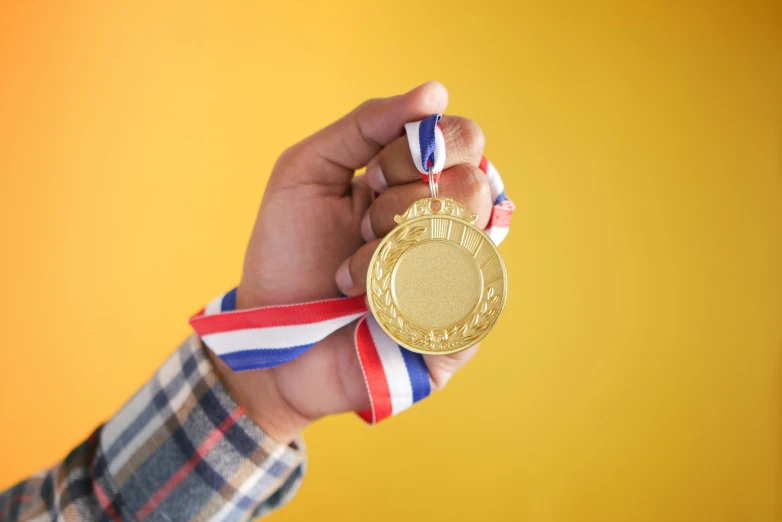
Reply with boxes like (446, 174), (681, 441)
(405, 114), (445, 183)
(191, 116), (514, 424)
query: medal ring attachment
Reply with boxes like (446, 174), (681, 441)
(428, 166), (439, 200)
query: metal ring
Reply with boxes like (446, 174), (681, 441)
(428, 166), (439, 200)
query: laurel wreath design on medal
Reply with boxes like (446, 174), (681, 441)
(368, 198), (505, 354)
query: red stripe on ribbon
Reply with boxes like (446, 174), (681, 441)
(355, 319), (392, 423)
(420, 172), (442, 184)
(489, 202), (514, 228)
(191, 295), (367, 335)
(479, 155), (489, 174)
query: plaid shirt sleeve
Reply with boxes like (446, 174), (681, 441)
(0, 334), (306, 521)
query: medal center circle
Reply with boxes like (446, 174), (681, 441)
(391, 240), (483, 329)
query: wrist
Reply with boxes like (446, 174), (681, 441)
(205, 346), (311, 444)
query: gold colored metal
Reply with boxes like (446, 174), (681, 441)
(366, 197), (508, 355)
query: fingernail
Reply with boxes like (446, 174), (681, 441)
(361, 210), (376, 242)
(336, 258), (353, 291)
(366, 158), (388, 193)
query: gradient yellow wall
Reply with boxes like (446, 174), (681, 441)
(1, 2), (780, 521)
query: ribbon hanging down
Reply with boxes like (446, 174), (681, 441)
(190, 117), (515, 424)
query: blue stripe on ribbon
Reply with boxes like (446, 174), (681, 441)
(399, 347), (431, 403)
(213, 287), (432, 402)
(221, 287), (238, 312)
(417, 114), (442, 172)
(220, 343), (315, 371)
(494, 191), (507, 205)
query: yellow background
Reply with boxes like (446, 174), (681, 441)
(1, 2), (780, 521)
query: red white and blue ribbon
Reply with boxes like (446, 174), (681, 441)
(405, 114), (445, 183)
(190, 116), (514, 424)
(192, 293), (367, 371)
(480, 156), (513, 245)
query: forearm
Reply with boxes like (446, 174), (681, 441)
(0, 336), (306, 521)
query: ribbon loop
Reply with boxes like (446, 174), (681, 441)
(405, 114), (445, 184)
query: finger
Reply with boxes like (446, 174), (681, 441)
(366, 116), (485, 192)
(361, 164), (492, 241)
(424, 344), (480, 390)
(350, 173), (373, 219)
(274, 81), (448, 189)
(335, 239), (381, 296)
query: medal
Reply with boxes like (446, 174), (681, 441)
(367, 194), (508, 355)
(367, 117), (508, 355)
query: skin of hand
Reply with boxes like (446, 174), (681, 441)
(206, 82), (493, 442)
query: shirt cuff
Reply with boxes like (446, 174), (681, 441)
(95, 334), (306, 521)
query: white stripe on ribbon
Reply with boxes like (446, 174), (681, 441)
(485, 160), (505, 204)
(205, 294), (224, 316)
(484, 226), (510, 245)
(404, 119), (446, 175)
(201, 313), (366, 355)
(366, 315), (414, 415)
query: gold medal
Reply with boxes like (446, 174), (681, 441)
(367, 196), (508, 355)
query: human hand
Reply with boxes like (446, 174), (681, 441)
(208, 82), (494, 442)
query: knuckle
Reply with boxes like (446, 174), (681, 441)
(357, 97), (382, 114)
(270, 144), (307, 188)
(451, 164), (490, 209)
(449, 117), (485, 163)
(275, 142), (307, 171)
(429, 374), (449, 392)
(427, 361), (459, 391)
(370, 194), (389, 231)
(428, 345), (480, 391)
(348, 253), (365, 286)
(276, 144), (298, 165)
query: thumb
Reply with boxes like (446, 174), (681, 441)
(274, 81), (448, 188)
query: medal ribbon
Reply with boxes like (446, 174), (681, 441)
(190, 116), (515, 424)
(405, 114), (445, 183)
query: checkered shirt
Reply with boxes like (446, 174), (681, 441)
(0, 335), (306, 521)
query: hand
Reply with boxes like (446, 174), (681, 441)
(207, 82), (494, 442)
